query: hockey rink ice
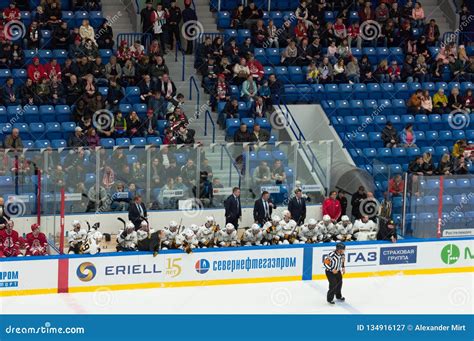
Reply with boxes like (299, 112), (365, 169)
(1, 272), (472, 314)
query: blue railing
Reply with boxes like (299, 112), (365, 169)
(175, 41), (186, 81)
(277, 102), (327, 189)
(189, 75), (200, 115)
(220, 144), (242, 187)
(116, 33), (152, 51)
(204, 109), (216, 143)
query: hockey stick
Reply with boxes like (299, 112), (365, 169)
(117, 217), (126, 230)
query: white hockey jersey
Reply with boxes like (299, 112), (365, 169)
(137, 228), (155, 241)
(317, 221), (335, 240)
(298, 224), (319, 242)
(216, 229), (238, 247)
(82, 229), (103, 255)
(262, 222), (282, 241)
(353, 220), (378, 241)
(242, 229), (263, 245)
(175, 232), (199, 250)
(117, 230), (138, 249)
(68, 229), (87, 247)
(161, 227), (179, 247)
(197, 225), (216, 246)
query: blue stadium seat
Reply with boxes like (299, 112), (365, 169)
(90, 11), (105, 27)
(394, 83), (409, 100)
(414, 114), (429, 131)
(392, 99), (406, 115)
(51, 139), (67, 148)
(296, 83), (312, 102)
(266, 48), (280, 65)
(254, 48), (266, 65)
(255, 117), (271, 131)
(100, 139), (115, 148)
(74, 11), (89, 27)
(353, 83), (368, 99)
(116, 138), (131, 147)
(434, 146), (449, 157)
(99, 50), (113, 64)
(377, 148), (392, 159)
(146, 137), (162, 146)
(363, 148), (376, 158)
(391, 148), (407, 163)
(349, 100), (364, 115)
(29, 122), (45, 139)
(38, 105), (55, 123)
(34, 140), (50, 149)
(45, 122), (61, 140)
(339, 84), (353, 100)
(368, 132), (382, 148)
(61, 122), (76, 134)
(24, 105), (40, 123)
(367, 83), (382, 99)
(55, 105), (71, 123)
(131, 137), (147, 146)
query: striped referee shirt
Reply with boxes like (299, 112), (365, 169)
(323, 251), (345, 272)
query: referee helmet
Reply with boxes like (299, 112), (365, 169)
(336, 242), (346, 250)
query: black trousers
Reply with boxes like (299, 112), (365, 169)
(325, 270), (343, 302)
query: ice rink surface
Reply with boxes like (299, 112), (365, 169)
(1, 273), (472, 314)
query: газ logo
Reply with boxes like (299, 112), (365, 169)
(441, 244), (460, 265)
(77, 262), (96, 282)
(195, 259), (210, 274)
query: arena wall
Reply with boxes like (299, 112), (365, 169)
(0, 238), (472, 296)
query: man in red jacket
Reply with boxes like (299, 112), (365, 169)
(322, 190), (342, 223)
(27, 57), (46, 83)
(3, 2), (21, 22)
(25, 224), (48, 256)
(0, 220), (22, 257)
(247, 53), (264, 82)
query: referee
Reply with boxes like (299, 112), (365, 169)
(323, 242), (346, 304)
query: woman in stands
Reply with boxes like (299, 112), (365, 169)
(231, 4), (244, 29)
(437, 154), (453, 175)
(448, 87), (465, 111)
(333, 58), (347, 84)
(375, 60), (390, 83)
(414, 55), (428, 83)
(281, 40), (299, 66)
(381, 20), (397, 48)
(266, 20), (279, 48)
(463, 89), (474, 113)
(401, 55), (415, 83)
(400, 124), (417, 148)
(232, 57), (250, 86)
(318, 57), (334, 84)
(411, 2), (425, 28)
(422, 152), (435, 175)
(211, 36), (225, 62)
(420, 90), (433, 114)
(432, 88), (449, 114)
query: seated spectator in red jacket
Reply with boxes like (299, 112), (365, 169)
(389, 175), (404, 197)
(44, 58), (62, 81)
(3, 2), (21, 22)
(27, 57), (46, 83)
(247, 53), (264, 82)
(388, 60), (401, 82)
(322, 190), (342, 223)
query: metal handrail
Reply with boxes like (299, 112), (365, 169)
(277, 102), (327, 185)
(204, 109), (216, 143)
(116, 33), (152, 51)
(175, 41), (186, 81)
(189, 75), (200, 109)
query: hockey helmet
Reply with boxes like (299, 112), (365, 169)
(140, 220), (148, 227)
(169, 220), (178, 228)
(282, 210), (291, 218)
(323, 215), (331, 222)
(72, 220), (81, 227)
(190, 224), (199, 233)
(126, 222), (135, 230)
(287, 220), (297, 229)
(271, 215), (281, 224)
(251, 223), (260, 232)
(225, 223), (235, 233)
(206, 216), (215, 223)
(308, 218), (317, 228)
(341, 215), (350, 222)
(185, 229), (194, 238)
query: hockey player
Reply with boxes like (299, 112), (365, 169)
(242, 224), (264, 246)
(175, 229), (198, 253)
(137, 220), (156, 251)
(317, 215), (336, 242)
(0, 221), (22, 257)
(189, 224), (200, 236)
(82, 223), (103, 255)
(161, 221), (180, 250)
(25, 224), (48, 256)
(263, 215), (282, 245)
(335, 216), (353, 241)
(117, 222), (138, 251)
(281, 220), (299, 244)
(353, 215), (378, 241)
(298, 218), (319, 244)
(197, 222), (217, 248)
(68, 220), (87, 254)
(216, 223), (239, 247)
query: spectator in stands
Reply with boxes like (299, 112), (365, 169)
(389, 174), (404, 197)
(220, 98), (239, 129)
(401, 55), (414, 83)
(175, 125), (195, 145)
(267, 74), (282, 104)
(9, 43), (24, 69)
(26, 20), (40, 49)
(323, 190), (342, 223)
(375, 2), (390, 23)
(463, 89), (474, 112)
(251, 96), (266, 118)
(400, 124), (417, 148)
(180, 159), (197, 188)
(437, 153), (452, 175)
(375, 60), (390, 83)
(333, 58), (347, 84)
(308, 37), (323, 63)
(407, 90), (423, 114)
(202, 57), (218, 94)
(448, 87), (465, 111)
(167, 0), (182, 51)
(49, 76), (64, 105)
(453, 155), (468, 175)
(242, 1), (263, 28)
(271, 160), (286, 184)
(251, 123), (270, 142)
(27, 57), (46, 83)
(68, 127), (87, 147)
(345, 56), (360, 84)
(266, 19), (279, 48)
(79, 19), (96, 46)
(140, 0), (155, 36)
(424, 19), (440, 46)
(142, 109), (159, 137)
(281, 40), (298, 66)
(306, 61), (320, 83)
(4, 128), (23, 150)
(247, 53), (264, 81)
(252, 19), (268, 47)
(121, 59), (136, 87)
(150, 55), (169, 82)
(231, 4), (244, 29)
(139, 74), (156, 102)
(422, 152), (435, 175)
(148, 90), (166, 119)
(111, 183), (131, 211)
(234, 123), (252, 142)
(127, 111), (142, 137)
(452, 139), (467, 158)
(388, 60), (401, 82)
(2, 77), (18, 105)
(105, 56), (122, 80)
(359, 55), (375, 83)
(433, 88), (449, 113)
(411, 2), (425, 28)
(96, 20), (115, 50)
(381, 121), (399, 147)
(253, 161), (272, 186)
(157, 74), (176, 101)
(414, 55), (428, 82)
(86, 128), (100, 149)
(421, 90), (433, 113)
(318, 56), (334, 84)
(35, 77), (50, 104)
(241, 74), (258, 102)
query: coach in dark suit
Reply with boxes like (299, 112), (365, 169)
(128, 195), (148, 230)
(287, 188), (306, 225)
(224, 187), (242, 228)
(253, 191), (275, 226)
